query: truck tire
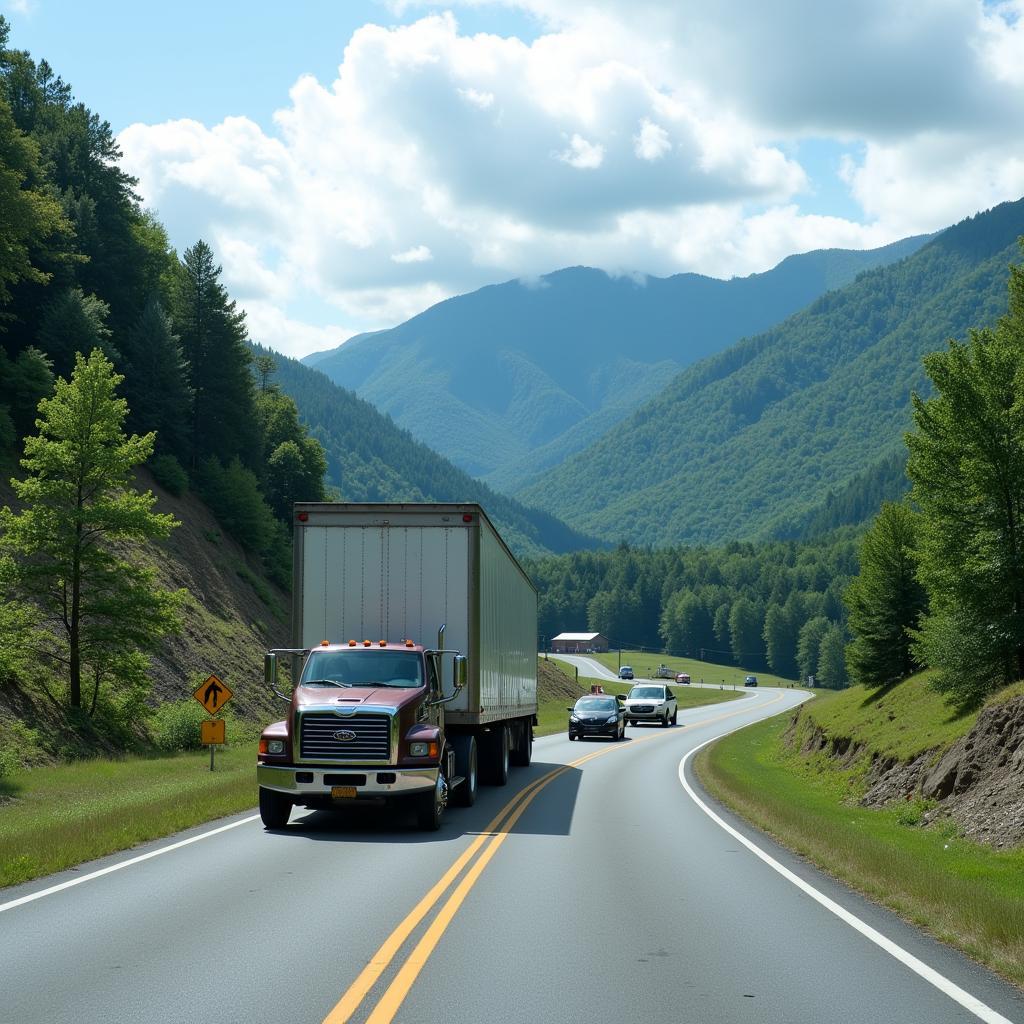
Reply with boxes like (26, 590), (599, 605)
(482, 724), (510, 786)
(416, 772), (448, 831)
(510, 720), (533, 767)
(452, 734), (478, 807)
(259, 787), (292, 829)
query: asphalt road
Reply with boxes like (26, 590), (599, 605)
(2, 688), (1022, 1024)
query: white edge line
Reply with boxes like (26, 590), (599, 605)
(678, 712), (1016, 1024)
(0, 813), (261, 914)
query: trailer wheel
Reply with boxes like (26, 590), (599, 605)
(482, 724), (510, 786)
(259, 787), (292, 829)
(452, 735), (478, 807)
(510, 720), (533, 767)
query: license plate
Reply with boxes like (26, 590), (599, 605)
(331, 786), (357, 799)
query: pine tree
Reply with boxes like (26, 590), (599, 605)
(0, 350), (184, 709)
(172, 240), (259, 469)
(844, 501), (927, 686)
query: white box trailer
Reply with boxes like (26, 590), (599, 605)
(256, 503), (537, 830)
(291, 502), (538, 726)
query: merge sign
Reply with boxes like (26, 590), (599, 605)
(193, 674), (233, 714)
(201, 719), (226, 745)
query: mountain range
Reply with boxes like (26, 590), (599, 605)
(518, 198), (1024, 546)
(305, 236), (930, 492)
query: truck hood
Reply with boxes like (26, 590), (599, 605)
(293, 685), (423, 711)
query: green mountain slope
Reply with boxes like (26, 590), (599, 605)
(305, 237), (930, 491)
(518, 199), (1024, 546)
(257, 346), (599, 560)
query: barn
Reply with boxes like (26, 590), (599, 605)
(550, 631), (609, 653)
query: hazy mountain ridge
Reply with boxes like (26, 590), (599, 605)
(306, 235), (931, 489)
(517, 199), (1024, 546)
(257, 346), (600, 560)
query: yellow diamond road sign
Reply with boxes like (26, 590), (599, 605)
(193, 674), (233, 714)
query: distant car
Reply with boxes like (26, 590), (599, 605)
(623, 684), (677, 727)
(568, 693), (626, 741)
(675, 673), (691, 684)
(618, 665), (634, 680)
(744, 675), (758, 687)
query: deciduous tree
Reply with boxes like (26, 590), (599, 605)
(0, 349), (183, 709)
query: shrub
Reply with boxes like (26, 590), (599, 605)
(149, 454), (188, 496)
(149, 700), (207, 751)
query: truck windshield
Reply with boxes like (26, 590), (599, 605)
(300, 651), (424, 689)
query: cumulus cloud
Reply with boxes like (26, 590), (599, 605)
(117, 3), (1024, 357)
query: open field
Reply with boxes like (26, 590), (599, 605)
(586, 650), (801, 690)
(696, 683), (1024, 988)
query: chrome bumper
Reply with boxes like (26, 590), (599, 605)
(257, 763), (438, 799)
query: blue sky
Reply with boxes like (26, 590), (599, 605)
(4, 1), (1023, 357)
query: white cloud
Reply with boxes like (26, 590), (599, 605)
(634, 119), (670, 161)
(557, 133), (604, 169)
(117, 4), (1024, 357)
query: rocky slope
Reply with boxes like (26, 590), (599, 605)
(794, 692), (1024, 848)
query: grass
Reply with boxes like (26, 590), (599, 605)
(587, 650), (801, 690)
(696, 701), (1024, 987)
(0, 742), (259, 889)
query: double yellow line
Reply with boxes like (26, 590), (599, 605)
(323, 693), (783, 1024)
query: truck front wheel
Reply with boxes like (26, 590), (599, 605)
(416, 772), (448, 831)
(259, 787), (292, 829)
(452, 734), (478, 807)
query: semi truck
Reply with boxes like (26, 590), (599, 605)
(257, 503), (538, 831)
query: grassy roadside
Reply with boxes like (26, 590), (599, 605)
(0, 742), (258, 889)
(695, 707), (1024, 988)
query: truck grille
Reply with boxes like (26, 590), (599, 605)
(299, 713), (391, 762)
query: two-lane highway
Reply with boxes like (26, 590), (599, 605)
(2, 688), (1022, 1024)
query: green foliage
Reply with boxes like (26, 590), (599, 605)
(149, 453), (188, 496)
(908, 256), (1024, 707)
(149, 699), (208, 752)
(844, 501), (927, 686)
(0, 349), (184, 709)
(816, 622), (849, 689)
(0, 88), (69, 306)
(0, 718), (41, 777)
(797, 615), (830, 683)
(36, 287), (115, 373)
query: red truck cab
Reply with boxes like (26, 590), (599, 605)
(257, 639), (468, 831)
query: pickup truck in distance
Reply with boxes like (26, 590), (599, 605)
(257, 503), (538, 832)
(623, 683), (678, 727)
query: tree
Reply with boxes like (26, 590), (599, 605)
(844, 501), (927, 686)
(0, 88), (68, 307)
(121, 296), (193, 461)
(906, 256), (1024, 705)
(763, 602), (799, 679)
(729, 596), (763, 668)
(0, 350), (183, 709)
(816, 622), (848, 689)
(36, 286), (115, 373)
(172, 240), (259, 470)
(797, 615), (829, 683)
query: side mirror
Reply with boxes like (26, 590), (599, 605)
(264, 652), (277, 688)
(566, 707), (574, 712)
(454, 654), (468, 690)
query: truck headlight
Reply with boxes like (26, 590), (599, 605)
(410, 741), (438, 757)
(259, 738), (285, 755)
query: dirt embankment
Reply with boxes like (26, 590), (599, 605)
(791, 694), (1024, 848)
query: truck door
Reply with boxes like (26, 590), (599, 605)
(425, 653), (444, 731)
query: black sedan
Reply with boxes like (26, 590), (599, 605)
(568, 694), (626, 741)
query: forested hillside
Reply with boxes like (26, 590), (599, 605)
(307, 236), (928, 490)
(258, 346), (598, 559)
(520, 199), (1024, 546)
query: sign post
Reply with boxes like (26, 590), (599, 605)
(193, 674), (233, 770)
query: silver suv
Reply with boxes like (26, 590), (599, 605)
(623, 683), (677, 727)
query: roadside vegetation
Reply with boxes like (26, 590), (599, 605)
(696, 676), (1024, 986)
